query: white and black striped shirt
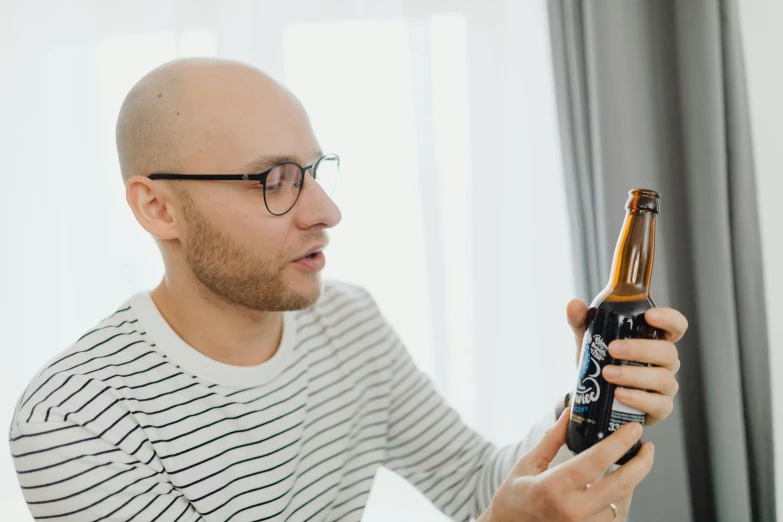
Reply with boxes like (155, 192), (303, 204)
(9, 282), (569, 521)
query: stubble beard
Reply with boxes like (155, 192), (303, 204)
(180, 194), (322, 312)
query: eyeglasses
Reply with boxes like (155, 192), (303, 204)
(148, 153), (340, 216)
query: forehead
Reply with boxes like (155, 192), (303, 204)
(181, 72), (320, 170)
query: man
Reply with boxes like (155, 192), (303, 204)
(9, 58), (686, 522)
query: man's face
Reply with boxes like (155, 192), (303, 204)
(170, 68), (342, 311)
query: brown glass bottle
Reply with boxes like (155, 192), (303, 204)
(566, 189), (661, 465)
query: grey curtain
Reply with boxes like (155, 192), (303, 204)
(547, 1), (776, 521)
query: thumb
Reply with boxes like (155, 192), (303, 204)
(512, 409), (570, 477)
(567, 299), (588, 365)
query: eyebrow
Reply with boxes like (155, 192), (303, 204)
(243, 151), (324, 173)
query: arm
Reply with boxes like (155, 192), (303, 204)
(9, 420), (201, 521)
(382, 327), (572, 521)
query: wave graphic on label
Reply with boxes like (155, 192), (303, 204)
(574, 335), (608, 405)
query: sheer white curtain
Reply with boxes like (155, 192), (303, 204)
(736, 1), (783, 513)
(0, 1), (576, 520)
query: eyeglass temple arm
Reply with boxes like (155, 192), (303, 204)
(148, 173), (265, 181)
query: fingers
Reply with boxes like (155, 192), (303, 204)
(645, 308), (688, 343)
(583, 495), (632, 522)
(597, 494), (632, 522)
(513, 409), (570, 476)
(567, 299), (589, 364)
(608, 339), (680, 374)
(613, 387), (674, 426)
(583, 442), (655, 516)
(567, 299), (588, 338)
(603, 364), (679, 396)
(562, 422), (643, 486)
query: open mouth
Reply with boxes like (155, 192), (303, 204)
(292, 249), (326, 273)
(293, 250), (323, 263)
(293, 243), (327, 268)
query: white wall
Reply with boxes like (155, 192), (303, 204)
(736, 0), (783, 513)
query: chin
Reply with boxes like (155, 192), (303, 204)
(284, 272), (323, 309)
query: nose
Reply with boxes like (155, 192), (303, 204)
(293, 170), (342, 229)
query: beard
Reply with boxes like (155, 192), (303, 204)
(179, 192), (323, 311)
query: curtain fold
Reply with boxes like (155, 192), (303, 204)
(718, 2), (775, 518)
(547, 0), (604, 301)
(547, 1), (776, 521)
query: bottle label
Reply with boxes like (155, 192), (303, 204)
(574, 333), (645, 431)
(608, 399), (645, 432)
(607, 361), (646, 432)
(573, 334), (608, 406)
(568, 303), (652, 454)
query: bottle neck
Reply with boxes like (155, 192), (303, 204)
(606, 209), (656, 295)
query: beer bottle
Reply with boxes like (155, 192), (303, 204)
(566, 189), (661, 464)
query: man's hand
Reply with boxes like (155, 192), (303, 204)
(566, 300), (688, 427)
(479, 410), (654, 522)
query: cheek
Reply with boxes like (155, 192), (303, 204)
(232, 208), (290, 258)
(196, 190), (291, 260)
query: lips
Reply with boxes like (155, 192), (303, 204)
(293, 243), (327, 262)
(290, 240), (327, 274)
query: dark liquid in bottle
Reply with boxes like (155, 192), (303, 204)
(566, 296), (659, 465)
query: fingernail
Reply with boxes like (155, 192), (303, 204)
(648, 442), (656, 454)
(631, 423), (643, 437)
(603, 366), (620, 379)
(647, 309), (662, 321)
(615, 387), (631, 399)
(610, 341), (627, 356)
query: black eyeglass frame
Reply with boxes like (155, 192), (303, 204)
(148, 153), (340, 216)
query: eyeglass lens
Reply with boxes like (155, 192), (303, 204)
(263, 154), (340, 215)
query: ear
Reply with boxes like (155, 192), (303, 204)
(126, 176), (183, 240)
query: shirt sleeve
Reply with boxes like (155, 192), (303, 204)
(9, 420), (202, 521)
(381, 323), (574, 522)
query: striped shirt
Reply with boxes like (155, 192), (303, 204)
(9, 282), (569, 521)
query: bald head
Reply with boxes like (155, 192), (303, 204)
(119, 57), (340, 312)
(120, 57), (341, 312)
(116, 57), (311, 183)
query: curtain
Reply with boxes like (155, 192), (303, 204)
(547, 1), (776, 521)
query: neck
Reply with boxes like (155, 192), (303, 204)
(150, 270), (284, 367)
(606, 209), (656, 295)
